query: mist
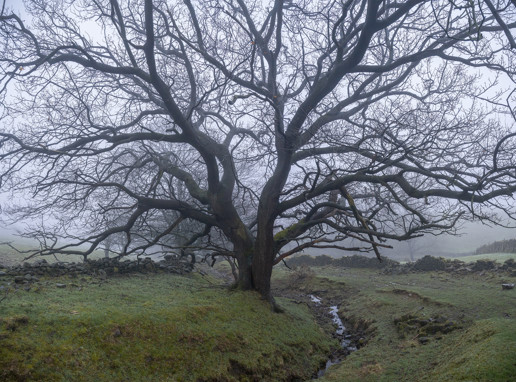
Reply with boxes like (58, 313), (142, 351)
(304, 221), (516, 261)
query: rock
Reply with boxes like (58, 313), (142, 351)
(472, 260), (497, 272)
(34, 259), (48, 266)
(55, 283), (67, 288)
(14, 276), (25, 284)
(502, 283), (514, 290)
(144, 262), (155, 271)
(1, 254), (192, 279)
(413, 256), (446, 272)
(502, 259), (515, 270)
(454, 266), (472, 275)
(97, 269), (107, 280)
(418, 336), (430, 345)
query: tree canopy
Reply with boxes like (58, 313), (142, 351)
(1, 0), (515, 304)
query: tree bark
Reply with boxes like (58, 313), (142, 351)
(235, 253), (254, 290)
(251, 251), (274, 304)
(252, 210), (280, 308)
(232, 240), (277, 309)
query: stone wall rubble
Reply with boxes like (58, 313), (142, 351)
(0, 256), (193, 280)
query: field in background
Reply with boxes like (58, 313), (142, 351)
(3, 231), (515, 267)
(448, 252), (516, 263)
(0, 242), (106, 266)
(0, 232), (112, 266)
(0, 233), (179, 267)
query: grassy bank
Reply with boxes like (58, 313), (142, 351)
(0, 272), (335, 381)
(289, 267), (516, 381)
(2, 257), (515, 381)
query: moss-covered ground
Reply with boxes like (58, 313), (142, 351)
(0, 272), (334, 381)
(1, 259), (515, 381)
(291, 267), (516, 381)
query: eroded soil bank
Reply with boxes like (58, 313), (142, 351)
(274, 264), (515, 381)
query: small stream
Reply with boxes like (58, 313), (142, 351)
(310, 295), (358, 378)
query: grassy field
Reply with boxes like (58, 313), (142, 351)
(0, 272), (334, 381)
(448, 252), (516, 263)
(1, 255), (515, 381)
(0, 238), (107, 266)
(293, 267), (516, 381)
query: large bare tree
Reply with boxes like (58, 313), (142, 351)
(1, 0), (515, 306)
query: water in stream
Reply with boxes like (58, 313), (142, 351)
(310, 295), (357, 378)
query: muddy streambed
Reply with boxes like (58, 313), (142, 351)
(310, 295), (358, 378)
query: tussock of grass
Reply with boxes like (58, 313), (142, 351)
(0, 273), (335, 381)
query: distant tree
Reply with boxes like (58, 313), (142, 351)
(398, 235), (433, 262)
(1, 0), (516, 307)
(475, 238), (516, 254)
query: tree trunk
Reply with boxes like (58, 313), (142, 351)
(252, 253), (274, 302)
(252, 219), (280, 310)
(235, 255), (254, 290)
(233, 245), (278, 310)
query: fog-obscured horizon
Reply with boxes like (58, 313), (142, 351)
(1, 183), (514, 263)
(297, 221), (515, 261)
(1, 215), (513, 262)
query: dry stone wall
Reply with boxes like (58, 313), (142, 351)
(0, 256), (193, 280)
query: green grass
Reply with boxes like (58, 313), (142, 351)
(449, 252), (516, 264)
(286, 267), (516, 382)
(424, 318), (516, 381)
(0, 242), (107, 266)
(0, 232), (110, 266)
(0, 273), (335, 381)
(2, 260), (515, 381)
